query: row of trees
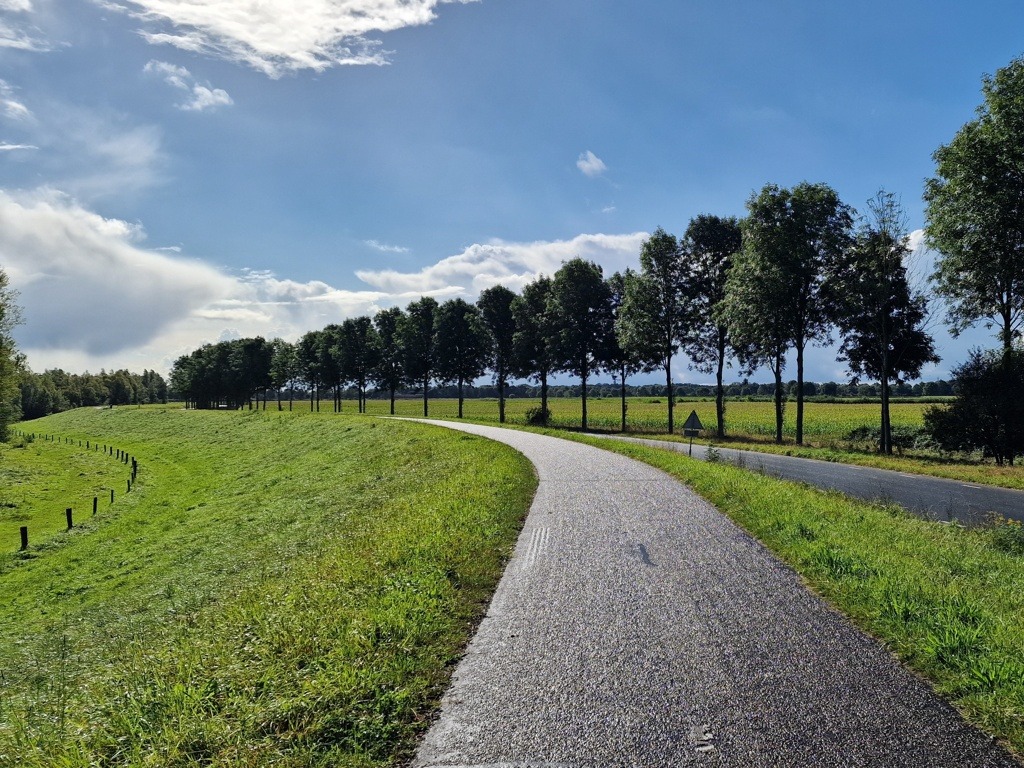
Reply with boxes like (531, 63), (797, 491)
(171, 185), (937, 454)
(19, 368), (168, 419)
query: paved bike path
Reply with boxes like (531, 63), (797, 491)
(411, 420), (1017, 767)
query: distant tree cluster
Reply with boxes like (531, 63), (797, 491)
(0, 266), (21, 440)
(19, 368), (168, 419)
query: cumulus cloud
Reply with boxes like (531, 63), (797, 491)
(108, 0), (477, 77)
(0, 189), (232, 357)
(576, 150), (607, 178)
(1, 189), (651, 375)
(356, 232), (648, 296)
(144, 59), (233, 111)
(2, 190), (409, 372)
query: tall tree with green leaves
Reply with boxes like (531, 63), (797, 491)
(828, 192), (939, 454)
(318, 324), (346, 413)
(434, 298), (489, 418)
(607, 270), (649, 432)
(339, 316), (380, 414)
(719, 250), (791, 443)
(511, 275), (556, 424)
(681, 215), (742, 439)
(549, 258), (613, 432)
(925, 56), (1024, 356)
(616, 228), (690, 434)
(372, 306), (407, 415)
(400, 296), (439, 417)
(743, 182), (854, 444)
(477, 284), (517, 424)
(0, 266), (22, 440)
(269, 338), (297, 411)
(296, 330), (324, 411)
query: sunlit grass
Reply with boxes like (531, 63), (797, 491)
(0, 407), (536, 767)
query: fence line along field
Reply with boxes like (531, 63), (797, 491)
(0, 435), (130, 554)
(288, 395), (933, 442)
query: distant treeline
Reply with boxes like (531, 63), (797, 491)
(19, 368), (168, 419)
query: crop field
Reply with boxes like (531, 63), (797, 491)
(295, 395), (931, 442)
(0, 407), (536, 766)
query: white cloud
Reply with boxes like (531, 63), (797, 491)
(108, 0), (477, 77)
(576, 150), (607, 178)
(356, 232), (648, 296)
(2, 191), (649, 375)
(0, 79), (33, 121)
(0, 142), (36, 150)
(364, 239), (409, 253)
(2, 189), (414, 372)
(0, 1), (50, 51)
(144, 59), (233, 112)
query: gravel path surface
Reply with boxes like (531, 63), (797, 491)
(599, 435), (1024, 525)
(410, 420), (1018, 768)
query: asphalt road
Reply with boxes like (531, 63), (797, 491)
(410, 420), (1018, 768)
(601, 436), (1024, 526)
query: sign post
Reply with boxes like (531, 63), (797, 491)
(682, 410), (704, 457)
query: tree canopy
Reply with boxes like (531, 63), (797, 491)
(925, 56), (1024, 354)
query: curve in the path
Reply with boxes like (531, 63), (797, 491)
(411, 420), (1018, 768)
(601, 435), (1024, 526)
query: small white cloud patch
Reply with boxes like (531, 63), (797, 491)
(577, 150), (607, 178)
(0, 142), (37, 150)
(144, 60), (233, 112)
(364, 239), (410, 253)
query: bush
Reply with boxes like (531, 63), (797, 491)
(524, 406), (551, 426)
(924, 349), (1024, 465)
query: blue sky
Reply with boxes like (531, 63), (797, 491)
(1, 0), (1021, 383)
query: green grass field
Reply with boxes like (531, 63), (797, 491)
(5, 404), (1024, 765)
(0, 407), (536, 767)
(278, 395), (1024, 489)
(282, 394), (931, 439)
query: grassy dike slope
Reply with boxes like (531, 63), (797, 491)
(0, 408), (536, 767)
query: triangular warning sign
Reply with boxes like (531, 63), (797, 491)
(682, 410), (703, 432)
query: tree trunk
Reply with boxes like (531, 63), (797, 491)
(458, 377), (464, 418)
(422, 375), (429, 417)
(498, 372), (506, 424)
(796, 341), (805, 445)
(620, 366), (627, 433)
(665, 357), (674, 435)
(540, 372), (549, 425)
(581, 366), (589, 432)
(390, 386), (396, 415)
(715, 331), (726, 439)
(773, 360), (784, 444)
